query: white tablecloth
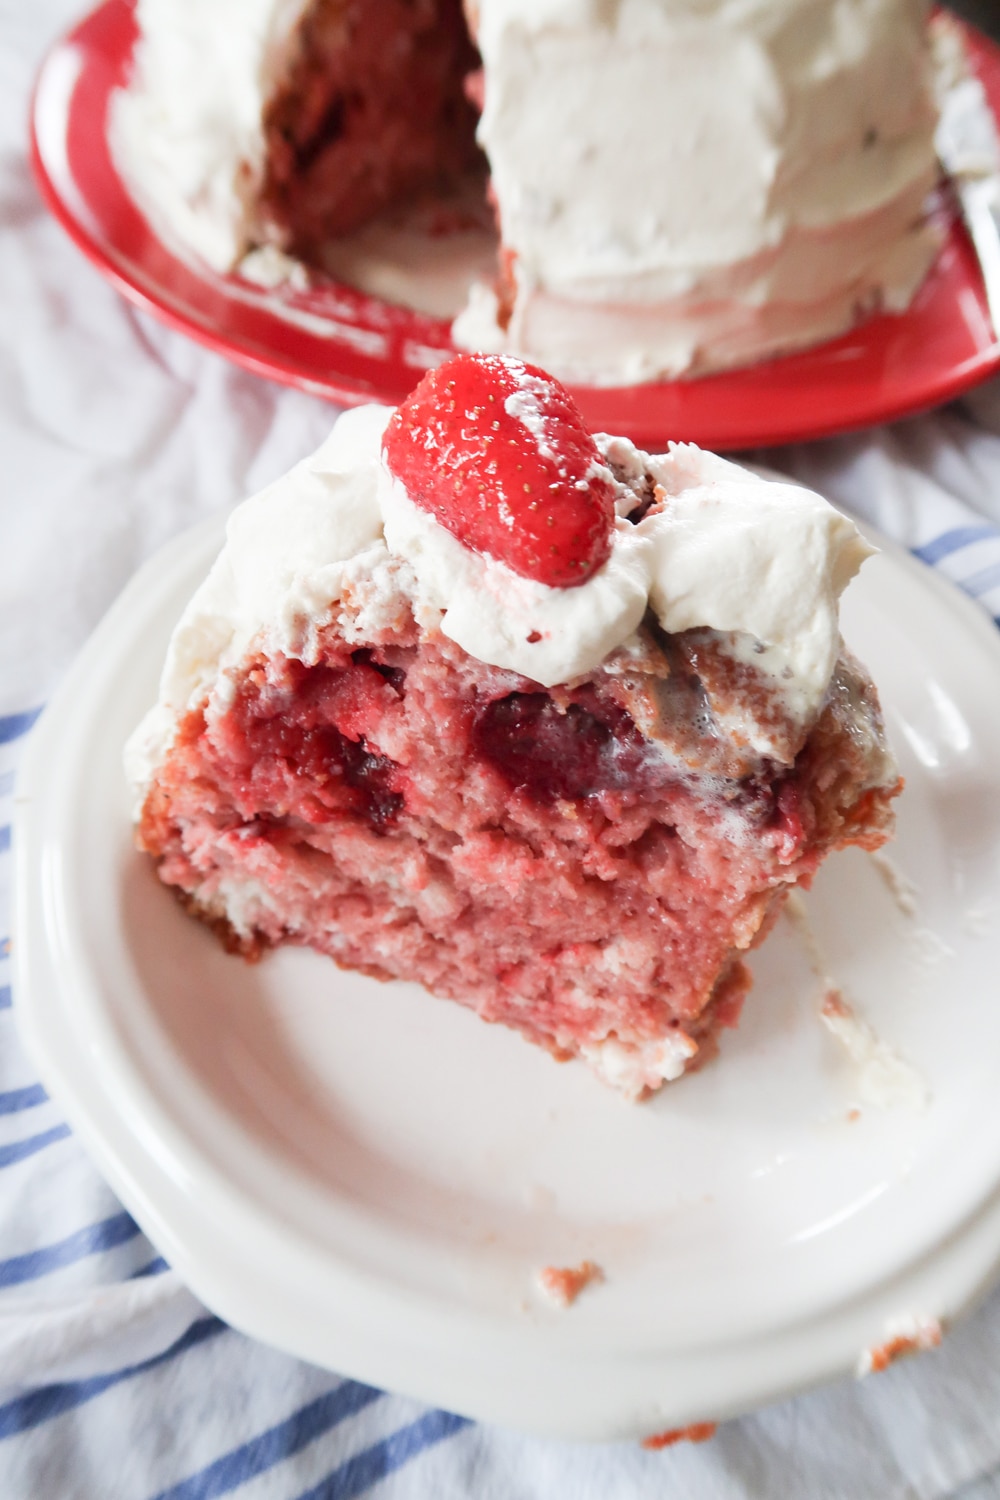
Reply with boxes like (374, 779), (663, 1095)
(7, 4), (1000, 1498)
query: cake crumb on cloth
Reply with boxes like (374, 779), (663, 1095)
(857, 1316), (944, 1377)
(642, 1422), (718, 1449)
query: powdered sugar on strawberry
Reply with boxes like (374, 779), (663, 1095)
(503, 374), (561, 463)
(382, 354), (616, 588)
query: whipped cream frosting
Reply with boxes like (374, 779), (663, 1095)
(457, 0), (941, 380)
(113, 0), (942, 382)
(112, 0), (312, 271)
(126, 403), (873, 795)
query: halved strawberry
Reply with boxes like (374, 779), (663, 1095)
(382, 353), (615, 588)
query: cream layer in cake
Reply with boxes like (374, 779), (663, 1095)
(112, 0), (943, 383)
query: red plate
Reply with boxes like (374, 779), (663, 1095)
(29, 0), (1000, 450)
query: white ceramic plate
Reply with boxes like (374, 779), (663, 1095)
(14, 517), (1000, 1441)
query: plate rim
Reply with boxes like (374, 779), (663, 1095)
(27, 0), (1000, 451)
(14, 516), (1000, 1440)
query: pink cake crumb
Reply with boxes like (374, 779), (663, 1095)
(642, 1422), (718, 1449)
(537, 1260), (605, 1307)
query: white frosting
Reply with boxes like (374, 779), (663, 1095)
(641, 446), (872, 721)
(819, 988), (929, 1112)
(126, 402), (873, 797)
(113, 0), (942, 380)
(111, 0), (311, 270)
(458, 0), (941, 380)
(379, 470), (653, 686)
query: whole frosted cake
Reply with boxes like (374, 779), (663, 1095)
(127, 353), (901, 1098)
(112, 0), (942, 382)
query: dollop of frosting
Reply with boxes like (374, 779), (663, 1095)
(378, 467), (652, 685)
(635, 445), (873, 721)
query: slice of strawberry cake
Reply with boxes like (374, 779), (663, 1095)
(127, 354), (901, 1098)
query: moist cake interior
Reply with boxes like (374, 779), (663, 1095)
(138, 608), (896, 1095)
(257, 0), (485, 261)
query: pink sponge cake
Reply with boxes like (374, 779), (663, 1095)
(127, 354), (900, 1098)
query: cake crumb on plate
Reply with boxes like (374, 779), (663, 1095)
(856, 1314), (943, 1376)
(537, 1261), (605, 1307)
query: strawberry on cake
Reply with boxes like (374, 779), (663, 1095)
(127, 353), (901, 1099)
(111, 0), (944, 381)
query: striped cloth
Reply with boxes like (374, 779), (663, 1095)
(9, 4), (1000, 1496)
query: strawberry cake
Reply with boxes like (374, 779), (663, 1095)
(127, 353), (901, 1098)
(112, 0), (943, 381)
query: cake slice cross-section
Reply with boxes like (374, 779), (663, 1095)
(127, 354), (900, 1099)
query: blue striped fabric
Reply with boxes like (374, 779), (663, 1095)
(0, 1083), (48, 1114)
(293, 1411), (472, 1500)
(909, 519), (1000, 626)
(0, 1211), (140, 1288)
(959, 558), (1000, 598)
(147, 1381), (384, 1500)
(0, 708), (42, 746)
(1, 493), (999, 1500)
(131, 1256), (169, 1279)
(912, 524), (1000, 565)
(0, 685), (474, 1498)
(0, 1124), (72, 1168)
(0, 1317), (227, 1440)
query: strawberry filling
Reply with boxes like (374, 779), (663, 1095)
(213, 653), (407, 832)
(472, 690), (649, 803)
